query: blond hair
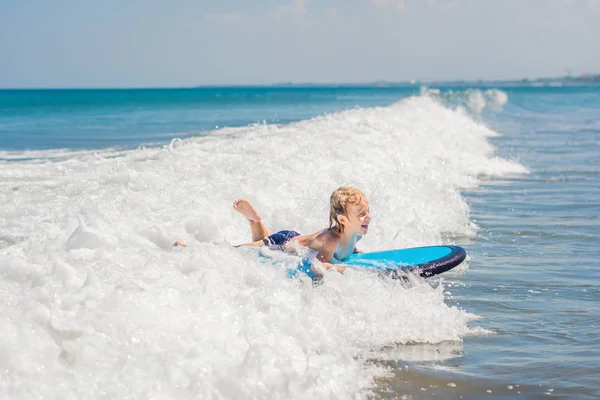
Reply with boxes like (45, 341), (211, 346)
(329, 186), (367, 233)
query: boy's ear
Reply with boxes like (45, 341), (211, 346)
(337, 214), (348, 226)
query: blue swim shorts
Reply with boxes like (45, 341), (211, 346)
(263, 230), (300, 250)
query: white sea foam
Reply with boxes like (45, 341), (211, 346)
(422, 88), (509, 116)
(0, 94), (526, 399)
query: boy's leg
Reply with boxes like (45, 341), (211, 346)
(248, 220), (269, 242)
(233, 198), (269, 241)
(238, 239), (266, 247)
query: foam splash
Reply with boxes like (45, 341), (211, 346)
(424, 88), (509, 116)
(0, 93), (525, 399)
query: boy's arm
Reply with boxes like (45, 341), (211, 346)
(314, 235), (345, 274)
(319, 261), (345, 274)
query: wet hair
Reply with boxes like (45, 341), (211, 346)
(329, 186), (367, 234)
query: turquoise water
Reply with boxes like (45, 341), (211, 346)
(452, 89), (599, 398)
(0, 86), (598, 399)
(381, 87), (600, 398)
(0, 87), (415, 151)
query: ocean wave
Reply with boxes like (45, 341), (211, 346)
(420, 87), (509, 115)
(0, 94), (525, 399)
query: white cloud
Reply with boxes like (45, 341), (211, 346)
(370, 0), (405, 9)
(588, 0), (600, 11)
(205, 0), (308, 24)
(371, 0), (388, 6)
(325, 8), (339, 17)
(424, 0), (457, 10)
(273, 0), (307, 16)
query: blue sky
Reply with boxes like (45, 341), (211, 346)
(1, 0), (599, 87)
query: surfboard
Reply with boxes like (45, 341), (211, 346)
(344, 245), (466, 277)
(293, 245), (466, 279)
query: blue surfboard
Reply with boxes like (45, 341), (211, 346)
(345, 245), (466, 277)
(293, 245), (466, 280)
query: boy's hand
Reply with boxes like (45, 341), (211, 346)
(312, 262), (345, 276)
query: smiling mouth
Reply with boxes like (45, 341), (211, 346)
(361, 224), (369, 229)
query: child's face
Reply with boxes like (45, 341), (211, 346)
(343, 198), (371, 235)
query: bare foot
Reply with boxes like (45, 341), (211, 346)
(172, 240), (187, 247)
(233, 198), (261, 222)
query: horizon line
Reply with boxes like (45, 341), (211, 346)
(0, 73), (598, 91)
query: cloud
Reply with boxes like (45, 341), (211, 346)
(588, 0), (600, 12)
(371, 0), (405, 9)
(205, 0), (308, 24)
(424, 0), (457, 10)
(370, 0), (462, 11)
(370, 0), (458, 10)
(325, 8), (339, 17)
(273, 0), (307, 16)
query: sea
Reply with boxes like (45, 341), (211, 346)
(0, 85), (598, 399)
